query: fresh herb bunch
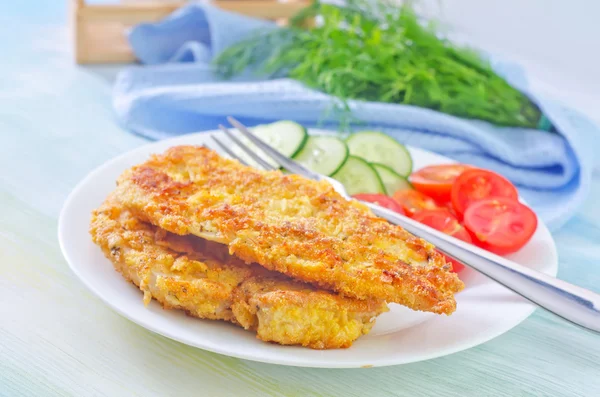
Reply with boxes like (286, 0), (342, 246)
(215, 0), (541, 129)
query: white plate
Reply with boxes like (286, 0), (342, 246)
(58, 129), (558, 368)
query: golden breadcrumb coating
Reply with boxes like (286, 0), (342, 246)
(90, 196), (388, 349)
(114, 146), (464, 314)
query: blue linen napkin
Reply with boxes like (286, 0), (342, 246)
(113, 3), (597, 231)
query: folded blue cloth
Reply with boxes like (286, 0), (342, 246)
(114, 4), (597, 231)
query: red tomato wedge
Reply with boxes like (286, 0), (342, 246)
(412, 210), (472, 243)
(353, 193), (405, 215)
(410, 164), (473, 202)
(443, 201), (459, 218)
(463, 197), (538, 255)
(392, 190), (441, 217)
(412, 210), (472, 272)
(451, 169), (518, 217)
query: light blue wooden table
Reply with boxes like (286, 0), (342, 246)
(1, 2), (599, 396)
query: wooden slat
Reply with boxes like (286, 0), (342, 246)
(73, 0), (310, 64)
(78, 4), (184, 24)
(79, 2), (308, 22)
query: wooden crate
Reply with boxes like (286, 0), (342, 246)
(72, 0), (310, 64)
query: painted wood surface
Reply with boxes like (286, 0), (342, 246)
(1, 2), (599, 396)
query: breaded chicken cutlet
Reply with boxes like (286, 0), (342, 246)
(90, 196), (388, 349)
(113, 146), (464, 315)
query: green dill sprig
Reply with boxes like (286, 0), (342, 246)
(214, 0), (541, 129)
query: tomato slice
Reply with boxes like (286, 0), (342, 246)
(412, 210), (472, 243)
(353, 193), (405, 215)
(463, 197), (538, 255)
(410, 164), (473, 202)
(392, 189), (441, 217)
(412, 209), (472, 272)
(451, 169), (518, 217)
(443, 201), (459, 218)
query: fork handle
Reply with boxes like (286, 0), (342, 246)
(366, 203), (600, 334)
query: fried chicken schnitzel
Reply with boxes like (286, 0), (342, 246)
(90, 195), (388, 349)
(113, 146), (464, 314)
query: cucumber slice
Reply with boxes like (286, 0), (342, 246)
(346, 131), (413, 177)
(231, 120), (308, 168)
(292, 135), (349, 176)
(332, 156), (385, 195)
(372, 163), (412, 195)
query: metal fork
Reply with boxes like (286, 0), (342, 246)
(215, 116), (600, 334)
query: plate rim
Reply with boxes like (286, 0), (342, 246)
(58, 128), (558, 368)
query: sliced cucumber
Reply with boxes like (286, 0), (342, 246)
(372, 163), (412, 195)
(231, 120), (308, 168)
(332, 156), (385, 195)
(346, 131), (413, 177)
(292, 135), (349, 176)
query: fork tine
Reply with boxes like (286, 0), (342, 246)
(218, 125), (277, 171)
(227, 117), (322, 181)
(211, 135), (250, 167)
